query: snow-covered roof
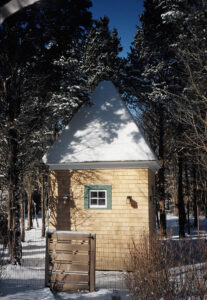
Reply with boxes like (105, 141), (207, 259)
(43, 81), (160, 171)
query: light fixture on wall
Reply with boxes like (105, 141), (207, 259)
(63, 194), (69, 204)
(126, 196), (132, 204)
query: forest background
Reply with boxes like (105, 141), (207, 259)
(0, 0), (206, 264)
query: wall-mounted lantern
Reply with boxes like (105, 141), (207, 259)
(126, 196), (132, 204)
(62, 194), (69, 204)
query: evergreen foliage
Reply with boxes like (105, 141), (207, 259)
(82, 16), (122, 90)
(0, 0), (92, 264)
(124, 0), (207, 236)
(1, 0), (206, 262)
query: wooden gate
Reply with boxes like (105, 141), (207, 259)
(45, 231), (96, 292)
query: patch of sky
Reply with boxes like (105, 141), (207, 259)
(60, 8), (66, 14)
(21, 22), (28, 29)
(45, 40), (57, 49)
(39, 8), (44, 15)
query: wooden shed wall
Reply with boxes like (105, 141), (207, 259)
(49, 168), (155, 270)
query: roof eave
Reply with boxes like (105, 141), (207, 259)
(47, 160), (161, 172)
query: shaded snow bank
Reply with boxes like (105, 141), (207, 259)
(166, 214), (207, 239)
(0, 287), (131, 300)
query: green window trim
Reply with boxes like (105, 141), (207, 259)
(84, 185), (112, 209)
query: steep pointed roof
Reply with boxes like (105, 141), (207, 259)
(43, 81), (160, 171)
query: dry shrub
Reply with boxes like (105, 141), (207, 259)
(125, 233), (207, 300)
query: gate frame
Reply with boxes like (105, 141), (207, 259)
(45, 231), (96, 292)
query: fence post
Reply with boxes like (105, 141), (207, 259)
(89, 233), (96, 292)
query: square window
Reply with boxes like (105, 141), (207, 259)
(84, 185), (112, 209)
(89, 190), (106, 208)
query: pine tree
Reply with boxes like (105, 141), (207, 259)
(82, 16), (122, 90)
(0, 0), (92, 264)
(172, 2), (207, 165)
(123, 0), (201, 237)
(169, 1), (207, 229)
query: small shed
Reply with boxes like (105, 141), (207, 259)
(43, 81), (160, 270)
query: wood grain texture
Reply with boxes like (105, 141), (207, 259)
(48, 242), (89, 252)
(50, 273), (89, 282)
(49, 263), (89, 272)
(51, 253), (89, 263)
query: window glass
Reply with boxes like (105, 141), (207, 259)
(99, 198), (105, 206)
(91, 191), (97, 198)
(91, 198), (97, 205)
(99, 191), (105, 198)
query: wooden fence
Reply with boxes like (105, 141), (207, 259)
(45, 231), (96, 292)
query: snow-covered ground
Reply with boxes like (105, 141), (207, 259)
(0, 214), (207, 299)
(0, 287), (131, 300)
(166, 213), (207, 239)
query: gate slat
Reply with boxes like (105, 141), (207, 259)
(50, 233), (90, 240)
(49, 243), (89, 252)
(49, 263), (89, 272)
(51, 253), (89, 262)
(50, 273), (89, 282)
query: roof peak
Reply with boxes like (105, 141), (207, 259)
(43, 80), (159, 168)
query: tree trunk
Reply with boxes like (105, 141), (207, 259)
(192, 166), (197, 227)
(8, 176), (12, 260)
(197, 203), (200, 237)
(156, 201), (160, 229)
(159, 165), (166, 236)
(185, 163), (190, 235)
(41, 176), (45, 237)
(205, 190), (207, 218)
(187, 200), (190, 235)
(172, 165), (179, 216)
(20, 190), (25, 242)
(158, 107), (166, 236)
(27, 180), (33, 230)
(7, 128), (22, 264)
(45, 176), (50, 229)
(205, 181), (207, 218)
(53, 123), (59, 141)
(178, 152), (185, 238)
